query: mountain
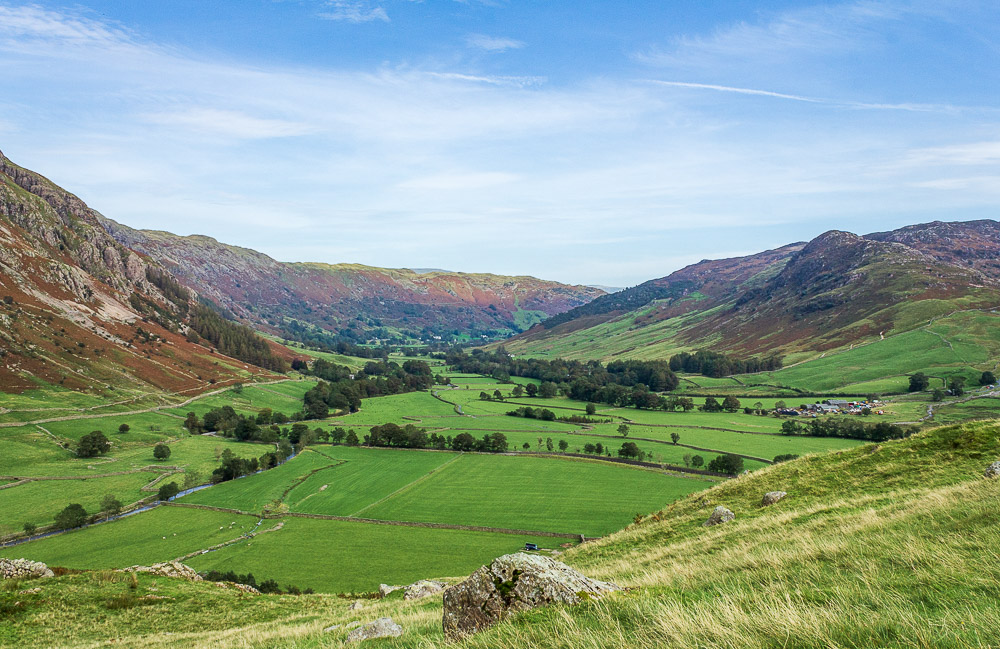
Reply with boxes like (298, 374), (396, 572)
(502, 221), (1000, 363)
(0, 150), (290, 394)
(98, 218), (605, 345)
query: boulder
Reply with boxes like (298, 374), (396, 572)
(703, 506), (735, 527)
(348, 599), (364, 610)
(345, 617), (403, 643)
(0, 558), (54, 580)
(761, 491), (787, 506)
(378, 583), (402, 598)
(404, 579), (446, 600)
(124, 561), (202, 581)
(985, 461), (1000, 478)
(442, 552), (620, 641)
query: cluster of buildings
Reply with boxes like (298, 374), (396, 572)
(777, 399), (885, 417)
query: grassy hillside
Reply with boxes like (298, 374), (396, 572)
(3, 419), (998, 648)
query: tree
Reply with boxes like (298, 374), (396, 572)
(232, 382), (244, 394)
(525, 383), (538, 398)
(23, 522), (37, 536)
(908, 372), (930, 392)
(670, 432), (680, 445)
(690, 455), (704, 468)
(682, 453), (692, 467)
(585, 403), (597, 416)
(617, 442), (641, 459)
(558, 439), (569, 451)
(781, 420), (802, 435)
(153, 443), (171, 461)
(77, 431), (111, 458)
(117, 423), (130, 434)
(707, 454), (744, 475)
(157, 481), (180, 502)
(948, 376), (966, 396)
(861, 407), (872, 416)
(595, 442), (604, 455)
(701, 397), (722, 412)
(493, 389), (504, 401)
(981, 371), (997, 386)
(538, 381), (558, 398)
(753, 401), (764, 414)
(511, 384), (524, 398)
(721, 396), (741, 412)
(932, 388), (945, 402)
(546, 437), (554, 452)
(100, 493), (122, 519)
(345, 430), (360, 446)
(617, 423), (630, 438)
(522, 442), (531, 450)
(184, 412), (202, 434)
(678, 397), (695, 412)
(183, 470), (202, 489)
(55, 503), (88, 530)
(774, 400), (787, 410)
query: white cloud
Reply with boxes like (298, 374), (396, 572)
(465, 33), (525, 52)
(398, 171), (518, 190)
(143, 109), (316, 139)
(318, 1), (389, 23)
(646, 80), (822, 104)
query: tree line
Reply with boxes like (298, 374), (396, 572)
(300, 358), (434, 420)
(669, 350), (784, 378)
(781, 418), (916, 442)
(189, 302), (289, 372)
(363, 422), (509, 453)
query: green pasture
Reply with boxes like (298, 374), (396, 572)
(186, 516), (547, 593)
(288, 447), (459, 516)
(0, 507), (258, 568)
(42, 412), (185, 444)
(0, 471), (158, 535)
(181, 450), (336, 512)
(933, 397), (1000, 425)
(362, 453), (709, 536)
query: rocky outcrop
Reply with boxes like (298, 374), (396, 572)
(442, 553), (620, 641)
(0, 558), (54, 579)
(123, 562), (202, 581)
(345, 617), (403, 643)
(378, 583), (403, 598)
(404, 579), (446, 600)
(985, 461), (1000, 478)
(703, 506), (735, 527)
(761, 491), (787, 506)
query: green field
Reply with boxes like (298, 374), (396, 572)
(361, 453), (709, 536)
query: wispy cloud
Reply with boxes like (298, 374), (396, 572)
(143, 109), (316, 139)
(465, 33), (525, 52)
(646, 80), (821, 103)
(318, 1), (389, 23)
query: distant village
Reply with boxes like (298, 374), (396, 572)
(777, 399), (885, 417)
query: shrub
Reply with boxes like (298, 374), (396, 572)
(54, 503), (88, 530)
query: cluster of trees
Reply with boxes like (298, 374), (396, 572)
(781, 418), (916, 442)
(910, 372), (976, 397)
(77, 431), (111, 458)
(669, 350), (784, 378)
(203, 570), (315, 595)
(448, 350), (684, 408)
(707, 454), (745, 474)
(506, 407), (557, 421)
(300, 358), (434, 420)
(362, 424), (509, 453)
(211, 443), (294, 484)
(188, 303), (288, 372)
(700, 396), (743, 412)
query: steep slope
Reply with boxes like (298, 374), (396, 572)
(3, 421), (998, 648)
(99, 218), (605, 344)
(0, 150), (287, 395)
(504, 221), (1000, 366)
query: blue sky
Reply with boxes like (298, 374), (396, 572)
(0, 1), (998, 286)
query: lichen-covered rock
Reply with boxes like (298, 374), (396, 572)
(703, 506), (735, 526)
(123, 562), (202, 581)
(0, 558), (54, 579)
(442, 552), (620, 641)
(761, 491), (787, 506)
(985, 461), (1000, 478)
(345, 617), (403, 643)
(404, 579), (446, 600)
(378, 583), (402, 598)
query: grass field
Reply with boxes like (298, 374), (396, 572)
(361, 453), (710, 536)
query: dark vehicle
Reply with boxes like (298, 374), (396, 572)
(524, 542), (539, 551)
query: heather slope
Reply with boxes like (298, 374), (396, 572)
(99, 216), (605, 344)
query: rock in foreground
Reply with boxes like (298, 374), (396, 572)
(761, 491), (787, 506)
(442, 552), (620, 641)
(346, 617), (402, 643)
(703, 506), (735, 526)
(0, 558), (54, 579)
